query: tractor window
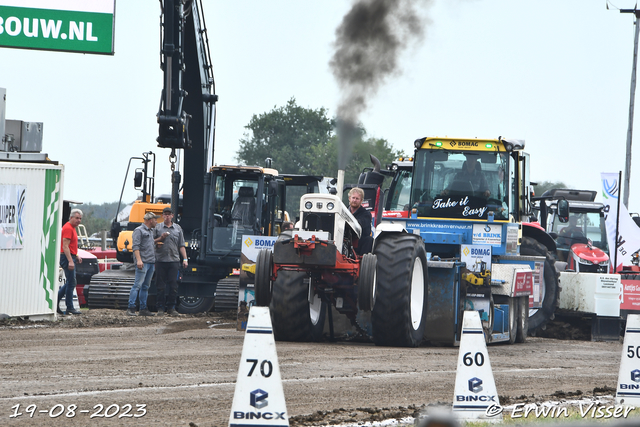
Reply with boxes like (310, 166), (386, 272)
(553, 211), (608, 254)
(386, 170), (413, 211)
(411, 150), (509, 220)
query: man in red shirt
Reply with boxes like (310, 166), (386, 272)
(57, 209), (83, 315)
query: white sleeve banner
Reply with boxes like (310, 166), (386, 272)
(600, 173), (640, 271)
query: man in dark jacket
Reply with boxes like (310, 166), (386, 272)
(154, 207), (188, 316)
(348, 187), (373, 255)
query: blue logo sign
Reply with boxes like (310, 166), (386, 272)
(250, 389), (268, 409)
(469, 377), (483, 393)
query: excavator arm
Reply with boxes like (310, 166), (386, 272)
(156, 0), (218, 234)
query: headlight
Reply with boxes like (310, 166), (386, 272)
(327, 202), (334, 210)
(305, 201), (313, 210)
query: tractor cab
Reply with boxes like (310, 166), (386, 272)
(537, 189), (610, 272)
(410, 147), (513, 222)
(384, 156), (414, 214)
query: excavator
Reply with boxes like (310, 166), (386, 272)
(86, 0), (319, 313)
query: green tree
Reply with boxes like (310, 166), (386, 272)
(236, 98), (403, 182)
(533, 180), (569, 197)
(236, 98), (333, 174)
(71, 202), (120, 236)
(309, 134), (404, 184)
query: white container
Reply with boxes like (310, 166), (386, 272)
(558, 272), (622, 316)
(0, 161), (64, 320)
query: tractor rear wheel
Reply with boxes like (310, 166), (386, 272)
(254, 249), (273, 307)
(372, 233), (428, 347)
(521, 236), (559, 334)
(270, 270), (325, 342)
(358, 253), (377, 311)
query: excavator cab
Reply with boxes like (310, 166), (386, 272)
(206, 166), (285, 254)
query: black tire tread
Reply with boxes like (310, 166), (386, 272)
(372, 233), (427, 347)
(255, 249), (272, 307)
(358, 254), (377, 311)
(521, 236), (559, 334)
(270, 270), (324, 342)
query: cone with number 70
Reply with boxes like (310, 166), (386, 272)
(229, 307), (289, 427)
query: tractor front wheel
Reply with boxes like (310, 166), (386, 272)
(254, 249), (273, 307)
(372, 233), (428, 347)
(358, 253), (377, 311)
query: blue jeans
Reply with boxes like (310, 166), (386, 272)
(58, 256), (77, 311)
(128, 263), (155, 310)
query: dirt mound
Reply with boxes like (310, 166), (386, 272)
(0, 308), (238, 329)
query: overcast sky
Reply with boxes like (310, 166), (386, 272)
(2, 0), (640, 213)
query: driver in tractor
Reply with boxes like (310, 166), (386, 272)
(442, 153), (490, 198)
(557, 214), (587, 250)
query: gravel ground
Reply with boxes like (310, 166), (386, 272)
(0, 309), (634, 427)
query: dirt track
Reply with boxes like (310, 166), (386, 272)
(0, 309), (632, 426)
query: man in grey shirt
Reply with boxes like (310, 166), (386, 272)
(127, 212), (158, 316)
(154, 207), (188, 316)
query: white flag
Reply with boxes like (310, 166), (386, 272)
(600, 173), (640, 271)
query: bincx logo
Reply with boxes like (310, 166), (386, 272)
(632, 369), (640, 383)
(250, 389), (268, 409)
(469, 377), (483, 393)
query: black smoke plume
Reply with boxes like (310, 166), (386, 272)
(330, 0), (429, 169)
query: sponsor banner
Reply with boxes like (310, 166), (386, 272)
(621, 278), (640, 311)
(0, 183), (26, 249)
(472, 223), (502, 246)
(242, 235), (277, 260)
(530, 261), (544, 309)
(0, 1), (115, 54)
(407, 220), (472, 231)
(601, 173), (640, 272)
(461, 244), (491, 273)
(513, 270), (533, 297)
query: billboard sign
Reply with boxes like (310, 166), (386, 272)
(0, 0), (115, 55)
(0, 183), (26, 249)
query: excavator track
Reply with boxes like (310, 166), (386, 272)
(85, 266), (139, 310)
(214, 277), (239, 312)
